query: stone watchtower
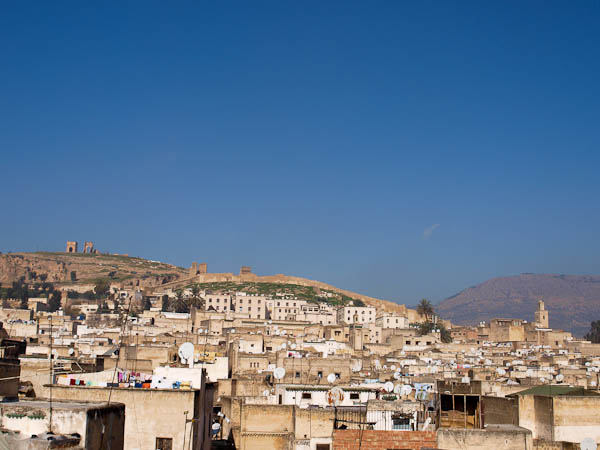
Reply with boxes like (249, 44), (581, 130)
(66, 241), (78, 253)
(535, 299), (549, 328)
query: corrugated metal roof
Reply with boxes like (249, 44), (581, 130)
(510, 385), (600, 397)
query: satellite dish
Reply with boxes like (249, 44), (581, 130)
(580, 438), (597, 450)
(197, 328), (203, 333)
(390, 365), (396, 371)
(393, 372), (401, 380)
(384, 381), (394, 393)
(262, 389), (270, 396)
(291, 343), (297, 349)
(152, 337), (157, 342)
(540, 377), (546, 383)
(274, 367), (286, 380)
(461, 376), (470, 384)
(327, 373), (336, 383)
(68, 348), (74, 355)
(556, 374), (564, 382)
(496, 368), (506, 376)
(178, 342), (194, 363)
(526, 369), (534, 377)
(212, 423), (221, 432)
(327, 387), (345, 406)
(401, 385), (412, 396)
(393, 385), (402, 394)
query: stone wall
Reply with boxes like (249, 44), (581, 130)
(437, 427), (533, 450)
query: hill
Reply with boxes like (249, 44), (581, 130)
(0, 252), (187, 288)
(436, 273), (600, 336)
(0, 252), (410, 315)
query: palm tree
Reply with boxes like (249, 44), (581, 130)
(190, 284), (204, 310)
(173, 288), (189, 313)
(417, 298), (434, 322)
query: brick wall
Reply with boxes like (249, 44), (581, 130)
(333, 430), (437, 450)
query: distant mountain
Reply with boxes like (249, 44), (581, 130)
(436, 274), (600, 337)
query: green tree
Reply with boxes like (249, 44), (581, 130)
(48, 291), (62, 312)
(161, 295), (170, 312)
(19, 291), (29, 310)
(190, 284), (204, 310)
(416, 298), (434, 321)
(417, 321), (453, 343)
(584, 320), (600, 343)
(173, 288), (189, 313)
(94, 279), (111, 297)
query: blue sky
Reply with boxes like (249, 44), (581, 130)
(1, 2), (599, 306)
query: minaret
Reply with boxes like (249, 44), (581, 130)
(534, 299), (549, 328)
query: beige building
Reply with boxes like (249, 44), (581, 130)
(376, 313), (409, 329)
(235, 293), (268, 319)
(49, 381), (214, 450)
(205, 293), (233, 313)
(337, 306), (376, 325)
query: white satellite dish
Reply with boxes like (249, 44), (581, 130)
(197, 328), (203, 334)
(526, 369), (534, 377)
(178, 342), (194, 363)
(496, 367), (506, 376)
(556, 374), (564, 382)
(274, 367), (286, 380)
(390, 365), (396, 371)
(262, 389), (270, 396)
(327, 373), (336, 383)
(393, 384), (402, 394)
(540, 377), (546, 383)
(580, 437), (597, 450)
(384, 381), (394, 393)
(291, 343), (297, 349)
(393, 372), (401, 380)
(212, 423), (221, 432)
(152, 337), (157, 342)
(327, 387), (344, 406)
(68, 348), (74, 355)
(461, 376), (470, 384)
(401, 384), (412, 396)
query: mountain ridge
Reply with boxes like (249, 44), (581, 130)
(437, 273), (600, 336)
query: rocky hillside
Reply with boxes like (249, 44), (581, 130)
(437, 274), (600, 336)
(0, 252), (411, 316)
(0, 252), (187, 288)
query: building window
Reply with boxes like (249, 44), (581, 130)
(295, 372), (300, 378)
(335, 373), (340, 379)
(302, 392), (312, 399)
(156, 437), (173, 450)
(350, 393), (359, 400)
(317, 371), (323, 378)
(392, 417), (411, 430)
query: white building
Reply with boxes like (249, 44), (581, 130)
(337, 306), (376, 325)
(376, 313), (409, 329)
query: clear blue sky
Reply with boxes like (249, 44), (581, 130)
(1, 1), (599, 306)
